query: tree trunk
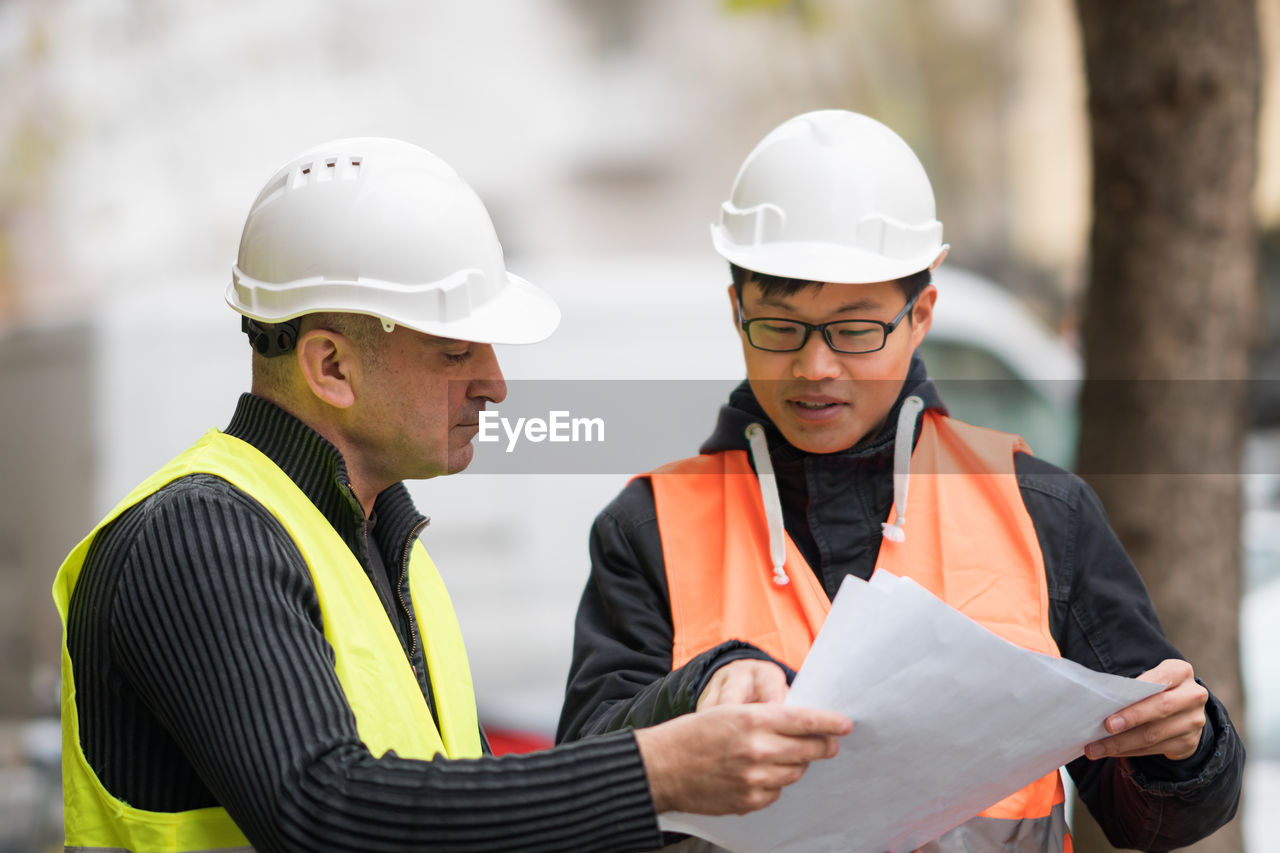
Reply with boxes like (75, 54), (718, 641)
(1073, 2), (1259, 853)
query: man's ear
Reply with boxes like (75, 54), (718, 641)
(909, 285), (937, 348)
(295, 328), (360, 409)
(727, 282), (754, 347)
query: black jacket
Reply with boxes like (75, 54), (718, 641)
(558, 355), (1244, 852)
(68, 393), (663, 853)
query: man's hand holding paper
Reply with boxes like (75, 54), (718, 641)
(1085, 658), (1209, 761)
(661, 572), (1166, 853)
(637, 702), (850, 816)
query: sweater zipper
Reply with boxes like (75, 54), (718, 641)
(399, 517), (430, 676)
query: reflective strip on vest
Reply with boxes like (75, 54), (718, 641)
(66, 848), (253, 853)
(920, 800), (1069, 853)
(53, 429), (481, 852)
(647, 412), (1068, 851)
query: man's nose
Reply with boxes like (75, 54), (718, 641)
(791, 332), (842, 381)
(469, 344), (507, 404)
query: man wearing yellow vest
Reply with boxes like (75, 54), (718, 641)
(558, 110), (1245, 851)
(53, 138), (853, 852)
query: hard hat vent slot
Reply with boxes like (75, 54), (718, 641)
(295, 158), (360, 184)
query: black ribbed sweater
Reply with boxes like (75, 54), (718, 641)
(67, 393), (662, 852)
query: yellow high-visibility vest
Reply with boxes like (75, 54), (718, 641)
(53, 429), (481, 852)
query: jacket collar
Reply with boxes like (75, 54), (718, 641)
(223, 393), (428, 564)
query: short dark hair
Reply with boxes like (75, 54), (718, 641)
(248, 312), (388, 390)
(730, 263), (932, 306)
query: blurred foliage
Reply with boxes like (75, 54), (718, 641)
(0, 123), (57, 317)
(722, 0), (824, 29)
(0, 10), (63, 326)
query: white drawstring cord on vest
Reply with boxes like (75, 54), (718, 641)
(881, 395), (925, 543)
(745, 423), (789, 585)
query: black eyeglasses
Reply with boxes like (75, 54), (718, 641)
(738, 292), (921, 354)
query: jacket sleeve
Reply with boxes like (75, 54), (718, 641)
(557, 478), (787, 743)
(1017, 455), (1245, 851)
(94, 477), (663, 853)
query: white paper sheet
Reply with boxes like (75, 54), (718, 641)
(659, 572), (1162, 853)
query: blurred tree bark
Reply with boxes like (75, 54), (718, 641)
(1073, 2), (1259, 853)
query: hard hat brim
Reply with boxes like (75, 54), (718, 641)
(226, 270), (560, 346)
(402, 271), (561, 345)
(711, 225), (939, 285)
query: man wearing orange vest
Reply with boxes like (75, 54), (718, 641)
(54, 138), (853, 853)
(558, 111), (1244, 851)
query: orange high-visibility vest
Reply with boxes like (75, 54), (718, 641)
(645, 412), (1070, 853)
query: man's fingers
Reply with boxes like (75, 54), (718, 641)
(698, 659), (791, 709)
(753, 667), (790, 703)
(1087, 713), (1201, 759)
(1135, 658), (1193, 688)
(1085, 663), (1207, 760)
(1096, 694), (1206, 760)
(1105, 681), (1197, 734)
(714, 666), (759, 704)
(708, 704), (847, 766)
(1112, 659), (1196, 728)
(754, 762), (808, 791)
(781, 734), (843, 763)
(757, 705), (853, 738)
(638, 703), (848, 816)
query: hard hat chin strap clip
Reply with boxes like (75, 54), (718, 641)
(242, 316), (300, 358)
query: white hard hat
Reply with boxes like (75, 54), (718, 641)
(227, 137), (559, 345)
(711, 110), (947, 284)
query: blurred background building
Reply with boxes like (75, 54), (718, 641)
(1, 1), (1278, 850)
